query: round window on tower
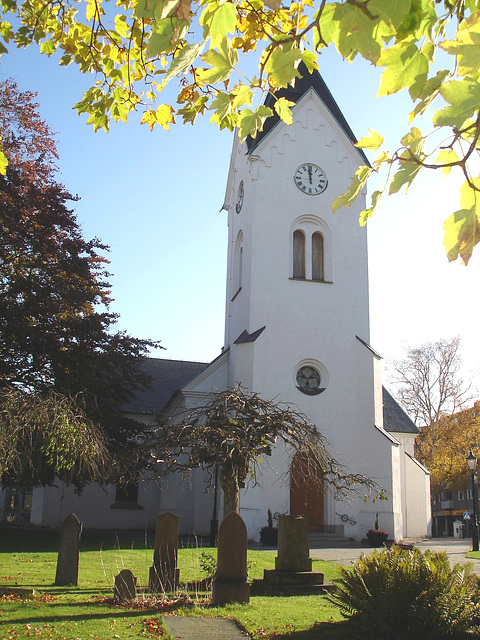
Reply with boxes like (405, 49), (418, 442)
(295, 360), (328, 395)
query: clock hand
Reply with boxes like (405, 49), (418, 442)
(308, 166), (312, 183)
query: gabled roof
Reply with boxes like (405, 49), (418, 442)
(246, 63), (370, 166)
(122, 357), (208, 414)
(123, 358), (419, 436)
(382, 387), (419, 434)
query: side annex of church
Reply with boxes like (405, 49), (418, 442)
(15, 67), (431, 542)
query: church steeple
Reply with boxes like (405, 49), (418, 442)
(246, 63), (369, 166)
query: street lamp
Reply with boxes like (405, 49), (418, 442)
(466, 450), (479, 552)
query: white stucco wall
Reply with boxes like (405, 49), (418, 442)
(403, 454), (432, 538)
(215, 88), (414, 542)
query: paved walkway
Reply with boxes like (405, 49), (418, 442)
(310, 537), (480, 570)
(165, 616), (250, 640)
(165, 539), (478, 640)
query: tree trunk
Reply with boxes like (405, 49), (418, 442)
(220, 474), (239, 517)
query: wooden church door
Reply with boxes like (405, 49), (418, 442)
(290, 452), (324, 531)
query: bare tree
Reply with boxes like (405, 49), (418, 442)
(390, 338), (476, 508)
(149, 386), (382, 516)
(390, 337), (472, 428)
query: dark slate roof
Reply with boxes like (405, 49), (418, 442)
(383, 387), (419, 434)
(123, 358), (418, 435)
(123, 358), (208, 414)
(246, 62), (370, 166)
(234, 326), (266, 344)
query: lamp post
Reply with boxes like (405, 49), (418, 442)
(466, 450), (479, 552)
(209, 463), (219, 547)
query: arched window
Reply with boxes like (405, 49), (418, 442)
(233, 230), (243, 296)
(312, 232), (324, 281)
(290, 215), (331, 282)
(238, 246), (243, 289)
(293, 229), (306, 279)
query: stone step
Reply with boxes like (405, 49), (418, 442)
(251, 579), (336, 596)
(309, 533), (357, 548)
(263, 569), (325, 586)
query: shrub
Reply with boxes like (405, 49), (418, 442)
(199, 551), (217, 584)
(260, 508), (278, 546)
(329, 546), (480, 639)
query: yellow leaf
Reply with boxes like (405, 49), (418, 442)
(86, 0), (97, 21)
(435, 149), (459, 177)
(355, 129), (384, 151)
(140, 109), (157, 131)
(156, 103), (175, 130)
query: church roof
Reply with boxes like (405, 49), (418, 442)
(246, 63), (370, 166)
(383, 387), (419, 434)
(124, 358), (419, 435)
(123, 357), (209, 414)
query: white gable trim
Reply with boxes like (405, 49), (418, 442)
(251, 88), (367, 168)
(375, 424), (401, 446)
(182, 350), (229, 391)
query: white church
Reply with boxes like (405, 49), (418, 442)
(7, 66), (431, 543)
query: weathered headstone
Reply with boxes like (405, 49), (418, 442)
(114, 569), (137, 601)
(212, 512), (250, 605)
(254, 514), (325, 594)
(275, 514), (312, 571)
(55, 513), (82, 586)
(149, 512), (180, 592)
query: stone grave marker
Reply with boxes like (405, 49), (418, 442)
(149, 512), (180, 592)
(114, 569), (137, 601)
(55, 513), (82, 586)
(275, 514), (312, 571)
(212, 512), (250, 605)
(254, 514), (326, 594)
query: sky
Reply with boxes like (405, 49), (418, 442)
(1, 38), (479, 396)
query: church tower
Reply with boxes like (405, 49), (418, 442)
(221, 66), (406, 541)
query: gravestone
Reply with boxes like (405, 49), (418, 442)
(275, 514), (312, 571)
(114, 569), (137, 601)
(212, 512), (250, 605)
(55, 513), (82, 586)
(254, 514), (326, 594)
(149, 512), (180, 592)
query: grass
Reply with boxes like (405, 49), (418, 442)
(0, 526), (347, 640)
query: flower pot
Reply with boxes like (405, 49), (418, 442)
(260, 526), (278, 546)
(367, 530), (388, 547)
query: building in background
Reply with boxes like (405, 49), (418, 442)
(2, 66), (431, 542)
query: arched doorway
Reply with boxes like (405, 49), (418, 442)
(290, 451), (324, 531)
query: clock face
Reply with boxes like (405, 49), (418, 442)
(296, 366), (320, 391)
(294, 164), (328, 195)
(236, 180), (244, 213)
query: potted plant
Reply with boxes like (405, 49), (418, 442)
(259, 509), (278, 546)
(366, 513), (388, 547)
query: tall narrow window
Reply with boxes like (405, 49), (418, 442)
(293, 230), (306, 279)
(233, 230), (243, 297)
(312, 232), (324, 281)
(238, 246), (243, 289)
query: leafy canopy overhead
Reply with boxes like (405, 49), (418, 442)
(1, 0), (480, 262)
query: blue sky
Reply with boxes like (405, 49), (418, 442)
(1, 41), (478, 394)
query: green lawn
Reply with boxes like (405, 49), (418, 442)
(0, 526), (347, 640)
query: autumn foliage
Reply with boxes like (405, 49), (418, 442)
(1, 1), (480, 261)
(0, 79), (159, 487)
(416, 403), (480, 495)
